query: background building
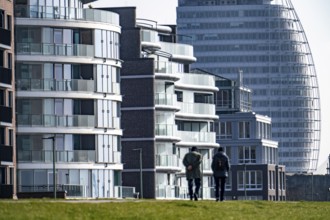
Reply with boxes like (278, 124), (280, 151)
(177, 0), (321, 173)
(214, 74), (285, 200)
(14, 0), (123, 198)
(104, 7), (219, 199)
(0, 0), (15, 199)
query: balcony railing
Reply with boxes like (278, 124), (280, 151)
(154, 60), (184, 74)
(155, 93), (177, 106)
(114, 186), (137, 198)
(177, 102), (216, 115)
(0, 67), (12, 85)
(156, 155), (179, 167)
(16, 43), (94, 57)
(17, 79), (95, 92)
(176, 130), (216, 143)
(160, 42), (195, 62)
(15, 6), (119, 25)
(155, 124), (176, 136)
(18, 184), (87, 197)
(17, 150), (95, 163)
(155, 185), (215, 199)
(176, 73), (216, 87)
(17, 114), (95, 127)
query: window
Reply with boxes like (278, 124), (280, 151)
(239, 121), (250, 138)
(175, 91), (183, 102)
(237, 170), (262, 190)
(7, 15), (11, 31)
(238, 146), (256, 163)
(0, 127), (4, 145)
(194, 93), (213, 104)
(219, 121), (232, 139)
(0, 10), (4, 29)
(73, 134), (95, 150)
(7, 53), (11, 69)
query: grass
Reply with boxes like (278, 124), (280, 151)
(0, 199), (329, 220)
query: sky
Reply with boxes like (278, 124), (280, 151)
(90, 0), (330, 173)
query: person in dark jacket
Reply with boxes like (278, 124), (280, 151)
(211, 146), (230, 202)
(183, 146), (203, 201)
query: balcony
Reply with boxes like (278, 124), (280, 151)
(0, 106), (12, 123)
(177, 102), (216, 116)
(155, 124), (176, 136)
(17, 114), (95, 127)
(156, 155), (179, 167)
(155, 93), (177, 107)
(18, 150), (95, 163)
(16, 43), (94, 57)
(176, 130), (216, 144)
(14, 6), (119, 26)
(141, 29), (161, 51)
(0, 28), (11, 48)
(0, 66), (12, 85)
(16, 79), (95, 92)
(0, 144), (13, 162)
(160, 42), (196, 63)
(176, 73), (216, 88)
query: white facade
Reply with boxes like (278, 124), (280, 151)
(15, 0), (123, 198)
(177, 0), (321, 173)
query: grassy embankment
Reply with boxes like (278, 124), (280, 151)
(0, 199), (329, 220)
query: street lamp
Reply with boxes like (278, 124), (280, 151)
(133, 148), (143, 199)
(42, 136), (56, 199)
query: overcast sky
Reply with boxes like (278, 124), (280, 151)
(90, 0), (330, 172)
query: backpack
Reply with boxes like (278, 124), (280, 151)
(216, 156), (227, 170)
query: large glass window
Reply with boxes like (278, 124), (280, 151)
(219, 121), (232, 139)
(237, 170), (262, 190)
(238, 146), (256, 164)
(239, 121), (250, 138)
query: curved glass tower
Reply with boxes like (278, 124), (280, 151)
(177, 0), (321, 173)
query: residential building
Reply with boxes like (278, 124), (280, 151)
(14, 0), (123, 198)
(103, 7), (219, 199)
(214, 74), (286, 200)
(177, 0), (321, 173)
(0, 0), (15, 199)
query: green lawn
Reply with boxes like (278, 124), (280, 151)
(0, 199), (329, 220)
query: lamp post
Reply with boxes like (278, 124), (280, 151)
(43, 136), (56, 199)
(133, 148), (143, 199)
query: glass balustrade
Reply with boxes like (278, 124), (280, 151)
(176, 73), (216, 87)
(177, 102), (215, 115)
(17, 150), (95, 163)
(17, 114), (95, 127)
(16, 79), (95, 92)
(155, 124), (176, 136)
(160, 42), (194, 58)
(176, 130), (216, 143)
(16, 43), (94, 57)
(156, 155), (179, 167)
(155, 93), (177, 106)
(15, 6), (119, 25)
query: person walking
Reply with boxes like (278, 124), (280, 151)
(183, 146), (203, 201)
(211, 146), (230, 202)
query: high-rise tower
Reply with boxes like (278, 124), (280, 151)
(177, 0), (321, 173)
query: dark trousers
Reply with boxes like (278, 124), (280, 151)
(188, 178), (201, 199)
(214, 176), (227, 201)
